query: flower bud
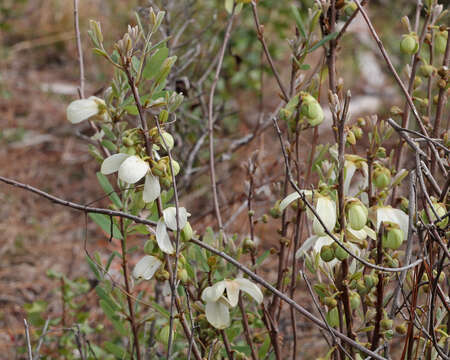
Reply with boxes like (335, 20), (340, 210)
(356, 280), (368, 295)
(177, 268), (188, 283)
(326, 307), (340, 327)
(344, 2), (357, 16)
(364, 274), (378, 289)
(400, 33), (419, 55)
(320, 245), (335, 262)
(346, 130), (356, 145)
(243, 238), (256, 253)
(382, 223), (404, 250)
(155, 268), (170, 282)
(395, 323), (407, 335)
(324, 296), (337, 308)
(419, 64), (434, 78)
(381, 319), (393, 331)
(170, 160), (180, 176)
(269, 200), (282, 218)
(351, 126), (363, 139)
(300, 94), (324, 127)
(373, 165), (391, 189)
(334, 242), (349, 261)
(350, 292), (361, 310)
(262, 214), (269, 223)
(181, 222), (193, 242)
(346, 199), (368, 230)
(436, 31), (448, 54)
(422, 202), (448, 229)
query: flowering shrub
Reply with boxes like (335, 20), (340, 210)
(2, 0), (449, 359)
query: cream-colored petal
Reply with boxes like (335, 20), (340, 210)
(344, 161), (357, 196)
(205, 300), (230, 329)
(201, 281), (226, 303)
(280, 190), (312, 212)
(375, 207), (409, 240)
(156, 218), (174, 254)
(143, 174), (161, 203)
(163, 207), (190, 231)
(101, 153), (130, 175)
(66, 97), (100, 124)
(295, 235), (319, 258)
(312, 235), (334, 253)
(224, 280), (240, 307)
(235, 278), (263, 304)
(118, 156), (150, 184)
(132, 255), (162, 280)
(313, 197), (337, 236)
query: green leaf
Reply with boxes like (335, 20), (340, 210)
(124, 105), (139, 116)
(290, 5), (306, 38)
(86, 255), (101, 281)
(100, 124), (116, 141)
(88, 213), (123, 240)
(258, 336), (271, 359)
(255, 250), (270, 266)
(308, 32), (338, 53)
(100, 139), (117, 152)
(143, 47), (169, 80)
(96, 172), (122, 208)
(104, 341), (126, 358)
(96, 286), (119, 312)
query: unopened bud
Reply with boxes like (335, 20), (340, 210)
(400, 33), (419, 55)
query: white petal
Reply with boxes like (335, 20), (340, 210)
(235, 278), (263, 304)
(156, 219), (174, 254)
(363, 225), (376, 240)
(205, 300), (230, 329)
(313, 197), (337, 236)
(295, 235), (319, 258)
(201, 281), (226, 303)
(312, 235), (334, 253)
(375, 207), (409, 240)
(118, 156), (150, 184)
(344, 161), (356, 196)
(163, 207), (190, 231)
(66, 97), (100, 124)
(224, 280), (240, 307)
(346, 227), (367, 241)
(143, 174), (161, 203)
(279, 192), (301, 212)
(132, 255), (162, 280)
(101, 153), (130, 175)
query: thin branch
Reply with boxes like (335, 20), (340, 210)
(24, 319), (33, 360)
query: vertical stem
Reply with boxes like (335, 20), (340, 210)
(371, 226), (385, 351)
(73, 0), (85, 99)
(238, 296), (258, 360)
(119, 218), (142, 360)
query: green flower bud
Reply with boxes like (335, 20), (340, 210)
(373, 165), (391, 189)
(170, 160), (180, 176)
(344, 2), (357, 16)
(181, 222), (193, 242)
(400, 33), (419, 55)
(177, 268), (188, 283)
(422, 202), (448, 229)
(320, 245), (335, 262)
(435, 31), (448, 54)
(123, 136), (134, 147)
(161, 132), (174, 151)
(413, 76), (423, 89)
(376, 147), (387, 158)
(269, 200), (282, 219)
(347, 130), (356, 145)
(262, 214), (269, 223)
(395, 323), (407, 335)
(324, 296), (338, 308)
(155, 268), (170, 282)
(352, 126), (363, 139)
(334, 243), (349, 261)
(356, 279), (368, 295)
(350, 292), (361, 310)
(346, 199), (368, 230)
(419, 64), (434, 78)
(243, 238), (256, 253)
(364, 274), (378, 289)
(381, 319), (393, 331)
(300, 94), (324, 126)
(382, 223), (404, 250)
(326, 307), (340, 327)
(383, 329), (394, 340)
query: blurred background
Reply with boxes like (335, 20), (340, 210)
(0, 0), (447, 358)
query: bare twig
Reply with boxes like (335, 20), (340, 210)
(24, 319), (33, 360)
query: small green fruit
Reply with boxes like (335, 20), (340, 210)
(435, 31), (448, 54)
(181, 222), (193, 242)
(382, 224), (404, 250)
(381, 319), (393, 331)
(350, 292), (361, 310)
(326, 307), (340, 327)
(400, 33), (419, 55)
(334, 243), (349, 261)
(324, 296), (338, 308)
(300, 94), (324, 127)
(419, 64), (434, 78)
(373, 165), (391, 189)
(346, 199), (368, 230)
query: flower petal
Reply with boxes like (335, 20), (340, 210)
(280, 192), (301, 212)
(224, 280), (240, 307)
(163, 207), (190, 231)
(374, 206), (409, 240)
(313, 197), (337, 236)
(118, 156), (150, 184)
(143, 174), (161, 203)
(235, 278), (263, 304)
(312, 235), (334, 253)
(66, 97), (101, 124)
(132, 255), (162, 280)
(101, 153), (130, 175)
(201, 281), (226, 303)
(344, 161), (356, 196)
(295, 235), (319, 258)
(205, 300), (230, 329)
(156, 219), (174, 254)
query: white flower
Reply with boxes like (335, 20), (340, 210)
(163, 207), (190, 231)
(101, 153), (161, 202)
(370, 206), (409, 240)
(132, 255), (162, 280)
(312, 196), (337, 236)
(66, 96), (105, 124)
(156, 218), (174, 254)
(279, 190), (312, 212)
(201, 278), (263, 329)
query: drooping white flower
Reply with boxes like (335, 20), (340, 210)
(201, 278), (263, 329)
(312, 196), (337, 236)
(156, 218), (175, 254)
(370, 206), (409, 240)
(163, 207), (190, 231)
(66, 96), (106, 124)
(132, 255), (162, 280)
(101, 154), (161, 202)
(279, 190), (312, 212)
